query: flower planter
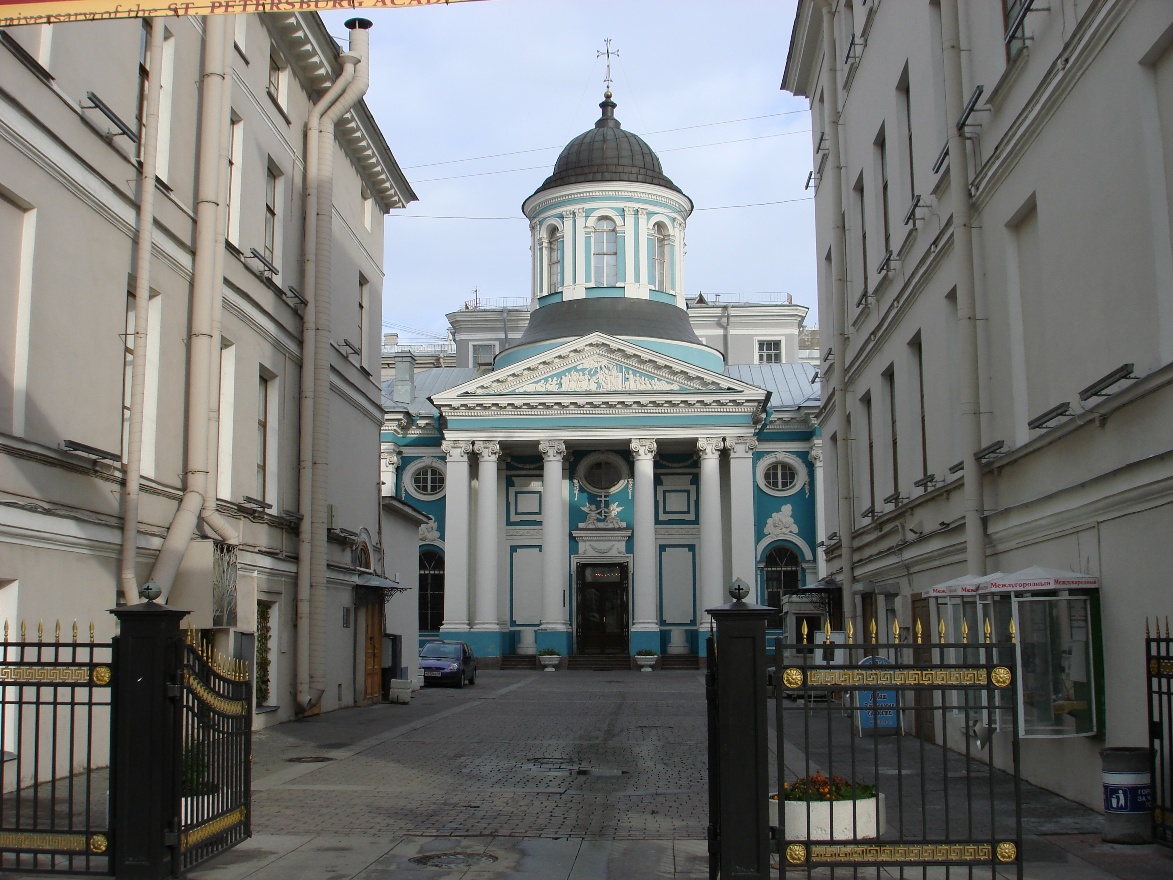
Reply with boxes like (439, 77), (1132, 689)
(538, 655), (560, 672)
(634, 655), (657, 673)
(770, 794), (886, 841)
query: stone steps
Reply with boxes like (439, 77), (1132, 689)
(499, 654), (538, 670)
(658, 654), (702, 670)
(567, 654), (632, 671)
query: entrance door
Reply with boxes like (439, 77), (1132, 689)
(575, 563), (629, 654)
(364, 602), (382, 700)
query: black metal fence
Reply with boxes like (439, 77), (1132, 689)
(174, 631), (252, 875)
(1148, 618), (1173, 847)
(771, 621), (1022, 878)
(0, 622), (112, 875)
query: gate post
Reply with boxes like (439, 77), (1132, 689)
(110, 600), (189, 880)
(708, 583), (772, 880)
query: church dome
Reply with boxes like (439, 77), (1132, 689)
(529, 92), (683, 199)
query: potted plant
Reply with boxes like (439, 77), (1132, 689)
(770, 772), (885, 841)
(537, 648), (561, 672)
(634, 649), (659, 672)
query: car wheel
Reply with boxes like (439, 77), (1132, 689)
(469, 669), (476, 685)
(457, 671), (465, 688)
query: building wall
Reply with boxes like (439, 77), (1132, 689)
(785, 0), (1173, 808)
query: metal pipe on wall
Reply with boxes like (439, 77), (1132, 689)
(119, 17), (165, 606)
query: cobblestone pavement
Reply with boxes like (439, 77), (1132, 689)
(168, 669), (1173, 880)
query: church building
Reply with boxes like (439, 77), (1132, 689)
(381, 92), (825, 663)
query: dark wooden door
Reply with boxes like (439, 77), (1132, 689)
(575, 563), (629, 654)
(364, 602), (382, 699)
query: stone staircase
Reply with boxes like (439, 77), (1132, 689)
(567, 654), (633, 671)
(658, 654), (702, 670)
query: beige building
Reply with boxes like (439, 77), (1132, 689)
(0, 12), (416, 727)
(784, 0), (1173, 808)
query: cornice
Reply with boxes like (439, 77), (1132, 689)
(524, 184), (692, 220)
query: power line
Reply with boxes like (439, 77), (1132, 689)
(411, 129), (811, 184)
(388, 195), (813, 221)
(400, 110), (809, 171)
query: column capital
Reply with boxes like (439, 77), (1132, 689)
(630, 438), (657, 460)
(441, 440), (474, 461)
(530, 219), (539, 233)
(697, 437), (724, 458)
(573, 207), (586, 218)
(474, 440), (501, 461)
(380, 442), (401, 466)
(809, 443), (823, 465)
(636, 206), (648, 217)
(725, 436), (758, 458)
(538, 439), (566, 461)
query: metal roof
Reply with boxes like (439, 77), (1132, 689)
(383, 368), (478, 416)
(724, 363), (821, 409)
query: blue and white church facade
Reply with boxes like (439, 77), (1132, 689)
(382, 93), (827, 661)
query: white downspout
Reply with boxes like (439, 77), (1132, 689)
(203, 16), (241, 547)
(309, 17), (371, 709)
(941, 0), (987, 576)
(296, 23), (364, 713)
(152, 15), (233, 599)
(814, 0), (856, 620)
(119, 18), (165, 606)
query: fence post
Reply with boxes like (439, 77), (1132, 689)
(110, 601), (189, 880)
(708, 585), (773, 880)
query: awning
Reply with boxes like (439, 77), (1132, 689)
(356, 572), (409, 597)
(925, 572), (1005, 597)
(983, 566), (1099, 594)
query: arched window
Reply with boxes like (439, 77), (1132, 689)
(419, 550), (445, 632)
(592, 217), (617, 286)
(762, 545), (801, 611)
(652, 222), (670, 291)
(546, 225), (561, 292)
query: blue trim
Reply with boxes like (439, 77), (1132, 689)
(461, 631), (508, 659)
(629, 631), (660, 654)
(586, 287), (625, 298)
(650, 290), (675, 304)
(485, 337), (725, 371)
(535, 631), (572, 655)
(446, 413), (757, 430)
(537, 292), (563, 306)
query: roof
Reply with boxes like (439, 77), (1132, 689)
(509, 298), (704, 350)
(725, 363), (820, 409)
(529, 93), (683, 200)
(383, 368), (478, 415)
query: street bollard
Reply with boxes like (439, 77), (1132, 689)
(1100, 746), (1153, 843)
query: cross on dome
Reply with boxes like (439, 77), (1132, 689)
(597, 38), (619, 90)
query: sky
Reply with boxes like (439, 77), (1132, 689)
(322, 0), (812, 344)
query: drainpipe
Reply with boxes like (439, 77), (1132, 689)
(296, 22), (365, 713)
(152, 15), (235, 599)
(119, 18), (165, 606)
(202, 17), (242, 549)
(941, 0), (987, 576)
(813, 0), (857, 623)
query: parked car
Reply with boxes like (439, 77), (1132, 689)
(419, 641), (477, 687)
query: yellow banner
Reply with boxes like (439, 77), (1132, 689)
(0, 0), (484, 28)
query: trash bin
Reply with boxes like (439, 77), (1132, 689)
(1100, 747), (1153, 843)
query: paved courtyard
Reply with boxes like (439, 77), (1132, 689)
(177, 669), (1173, 880)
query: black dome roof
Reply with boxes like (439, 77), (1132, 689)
(529, 93), (683, 199)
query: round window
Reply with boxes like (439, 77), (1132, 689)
(577, 452), (629, 495)
(763, 462), (797, 492)
(412, 465), (445, 497)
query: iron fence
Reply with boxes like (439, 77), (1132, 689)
(174, 630), (251, 875)
(772, 620), (1022, 878)
(0, 622), (112, 875)
(1148, 617), (1173, 847)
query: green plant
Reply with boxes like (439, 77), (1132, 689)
(181, 744), (219, 796)
(537, 648), (561, 656)
(635, 649), (659, 656)
(776, 772), (876, 802)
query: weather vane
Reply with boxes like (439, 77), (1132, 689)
(597, 38), (619, 90)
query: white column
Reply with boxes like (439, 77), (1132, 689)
(530, 219), (540, 301)
(623, 206), (636, 293)
(673, 218), (686, 303)
(698, 437), (725, 622)
(726, 436), (757, 592)
(574, 207), (586, 293)
(380, 443), (400, 498)
(473, 441), (501, 629)
(440, 441), (472, 631)
(636, 207), (647, 288)
(630, 438), (658, 632)
(811, 443), (826, 578)
(539, 439), (568, 630)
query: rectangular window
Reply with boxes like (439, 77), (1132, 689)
(878, 134), (891, 254)
(267, 47), (287, 109)
(884, 366), (899, 494)
(854, 178), (868, 295)
(592, 218), (618, 286)
(225, 114), (243, 243)
(217, 341), (236, 500)
(233, 14), (247, 57)
(898, 70), (916, 207)
(472, 343), (496, 368)
(863, 393), (875, 513)
(1003, 0), (1028, 62)
(911, 334), (928, 478)
(264, 166), (278, 264)
(1, 193), (34, 436)
(361, 188), (373, 232)
(757, 340), (782, 364)
(136, 22), (174, 179)
(256, 373), (268, 501)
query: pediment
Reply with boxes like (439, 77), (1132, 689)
(432, 334), (760, 403)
